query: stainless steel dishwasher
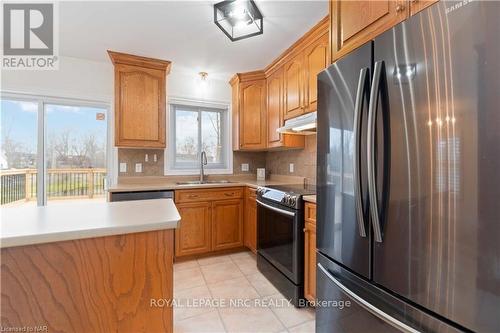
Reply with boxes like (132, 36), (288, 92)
(109, 190), (174, 202)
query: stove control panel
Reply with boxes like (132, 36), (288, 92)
(257, 187), (301, 209)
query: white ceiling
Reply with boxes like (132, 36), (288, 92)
(59, 1), (328, 81)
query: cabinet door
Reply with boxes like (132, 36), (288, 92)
(284, 57), (304, 120)
(244, 190), (257, 253)
(212, 199), (244, 251)
(330, 0), (408, 62)
(175, 202), (211, 257)
(304, 34), (329, 113)
(115, 64), (166, 147)
(267, 69), (284, 147)
(409, 0), (439, 16)
(240, 80), (267, 149)
(304, 221), (317, 302)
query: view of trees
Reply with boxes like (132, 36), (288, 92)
(46, 130), (106, 169)
(175, 110), (223, 165)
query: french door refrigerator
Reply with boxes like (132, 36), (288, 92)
(316, 1), (500, 332)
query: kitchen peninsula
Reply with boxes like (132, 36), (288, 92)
(0, 199), (180, 333)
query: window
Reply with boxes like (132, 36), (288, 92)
(0, 94), (110, 207)
(167, 103), (231, 174)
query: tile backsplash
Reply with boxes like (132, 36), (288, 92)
(233, 151), (266, 174)
(118, 134), (316, 183)
(118, 149), (165, 177)
(265, 135), (317, 184)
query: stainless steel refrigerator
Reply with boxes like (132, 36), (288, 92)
(316, 1), (500, 332)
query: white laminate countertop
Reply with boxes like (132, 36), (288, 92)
(303, 195), (317, 204)
(0, 199), (181, 249)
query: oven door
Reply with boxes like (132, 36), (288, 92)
(256, 199), (303, 284)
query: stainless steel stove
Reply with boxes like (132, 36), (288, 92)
(256, 184), (316, 307)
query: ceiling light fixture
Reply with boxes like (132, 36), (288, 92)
(214, 0), (263, 42)
(199, 72), (208, 81)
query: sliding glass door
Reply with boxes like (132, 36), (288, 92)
(0, 95), (109, 206)
(0, 99), (38, 206)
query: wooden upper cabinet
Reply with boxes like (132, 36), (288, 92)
(304, 34), (329, 113)
(212, 199), (244, 251)
(330, 0), (408, 62)
(267, 69), (283, 147)
(229, 17), (327, 151)
(409, 0), (439, 16)
(266, 69), (305, 149)
(239, 75), (267, 150)
(284, 57), (304, 120)
(108, 51), (171, 148)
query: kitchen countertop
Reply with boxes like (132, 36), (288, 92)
(107, 175), (306, 193)
(303, 195), (317, 204)
(0, 199), (180, 249)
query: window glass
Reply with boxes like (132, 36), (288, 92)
(45, 104), (107, 203)
(0, 99), (38, 206)
(175, 109), (199, 165)
(169, 104), (228, 171)
(201, 111), (223, 165)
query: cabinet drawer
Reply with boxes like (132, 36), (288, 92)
(246, 187), (257, 200)
(175, 187), (244, 203)
(305, 202), (316, 223)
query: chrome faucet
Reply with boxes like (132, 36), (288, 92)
(200, 151), (208, 183)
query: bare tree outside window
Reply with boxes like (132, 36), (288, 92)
(171, 104), (227, 170)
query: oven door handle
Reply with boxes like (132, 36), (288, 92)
(256, 199), (296, 217)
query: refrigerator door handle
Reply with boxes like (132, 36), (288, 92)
(353, 67), (369, 238)
(317, 263), (420, 333)
(367, 60), (384, 243)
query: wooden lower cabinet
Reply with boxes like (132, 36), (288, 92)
(212, 199), (244, 251)
(174, 188), (244, 258)
(175, 202), (212, 257)
(1, 230), (174, 332)
(244, 187), (257, 253)
(304, 202), (317, 302)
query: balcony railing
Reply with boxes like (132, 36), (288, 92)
(0, 168), (107, 205)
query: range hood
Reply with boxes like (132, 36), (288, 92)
(277, 112), (317, 135)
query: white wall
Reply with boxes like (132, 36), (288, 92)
(1, 56), (231, 104)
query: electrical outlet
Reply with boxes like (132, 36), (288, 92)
(145, 154), (149, 162)
(153, 154), (157, 162)
(135, 163), (142, 173)
(119, 162), (127, 173)
(289, 163), (294, 173)
(241, 163), (249, 172)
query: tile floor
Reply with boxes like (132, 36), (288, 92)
(174, 251), (315, 333)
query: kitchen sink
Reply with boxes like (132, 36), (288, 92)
(176, 180), (234, 185)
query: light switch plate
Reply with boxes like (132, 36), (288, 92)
(119, 162), (127, 173)
(241, 163), (249, 172)
(153, 154), (157, 162)
(289, 163), (294, 173)
(145, 154), (149, 162)
(135, 163), (142, 173)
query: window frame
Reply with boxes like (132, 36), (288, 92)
(0, 92), (113, 206)
(165, 101), (232, 175)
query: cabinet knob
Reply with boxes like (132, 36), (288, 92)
(396, 3), (406, 12)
